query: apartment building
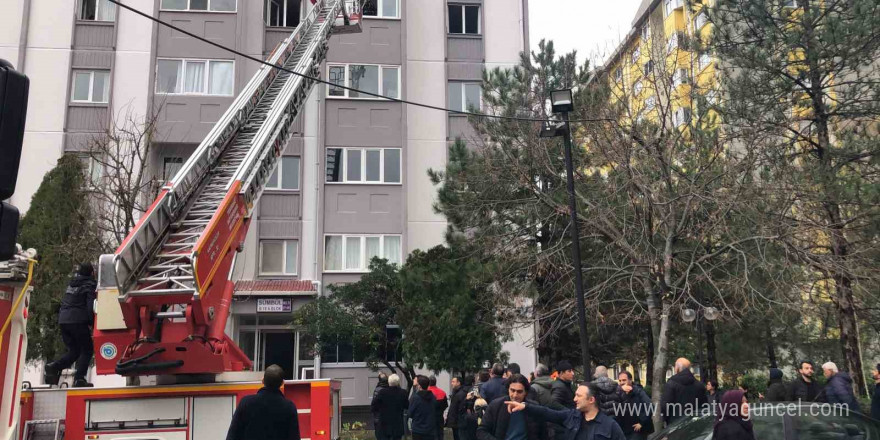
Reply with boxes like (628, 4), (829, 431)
(2, 0), (533, 409)
(599, 0), (717, 126)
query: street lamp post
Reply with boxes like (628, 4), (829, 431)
(681, 306), (719, 382)
(542, 89), (592, 379)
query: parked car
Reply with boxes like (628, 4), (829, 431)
(649, 403), (880, 440)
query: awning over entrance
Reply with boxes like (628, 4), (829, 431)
(233, 280), (318, 296)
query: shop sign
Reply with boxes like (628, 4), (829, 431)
(257, 298), (292, 313)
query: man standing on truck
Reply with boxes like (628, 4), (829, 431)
(227, 365), (301, 440)
(44, 262), (97, 387)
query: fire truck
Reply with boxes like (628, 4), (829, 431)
(1, 1), (363, 438)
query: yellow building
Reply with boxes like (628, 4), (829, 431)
(597, 0), (719, 129)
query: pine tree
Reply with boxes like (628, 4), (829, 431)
(707, 0), (880, 394)
(18, 155), (104, 361)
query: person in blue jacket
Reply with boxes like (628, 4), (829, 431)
(820, 362), (860, 412)
(503, 382), (625, 440)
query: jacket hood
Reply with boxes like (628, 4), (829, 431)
(532, 376), (553, 388)
(70, 274), (96, 287)
(593, 376), (618, 394)
(669, 369), (697, 386)
(417, 389), (434, 401)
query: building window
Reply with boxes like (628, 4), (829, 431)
(76, 155), (104, 188)
(673, 107), (692, 126)
(327, 64), (400, 99)
(645, 95), (656, 111)
(71, 71), (110, 103)
(362, 0), (399, 19)
(694, 11), (708, 30)
(667, 33), (679, 53)
(640, 24), (650, 41)
(643, 60), (654, 76)
(698, 53), (712, 71)
(706, 89), (719, 105)
(448, 82), (481, 112)
(782, 0), (797, 8)
(633, 80), (643, 96)
(260, 240), (298, 275)
(160, 0), (236, 12)
(163, 157), (184, 181)
(383, 326), (402, 362)
(324, 235), (402, 272)
(265, 0), (300, 27)
(673, 68), (690, 86)
(448, 4), (480, 35)
(614, 68), (623, 82)
(631, 48), (641, 64)
(79, 0), (116, 21)
(321, 341), (366, 364)
(267, 156), (301, 190)
(326, 148), (401, 184)
(156, 59), (234, 96)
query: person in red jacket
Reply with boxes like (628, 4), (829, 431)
(428, 376), (449, 440)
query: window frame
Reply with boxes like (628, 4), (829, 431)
(361, 0), (400, 19)
(664, 0), (682, 16)
(698, 53), (712, 71)
(159, 0), (238, 13)
(673, 107), (692, 126)
(667, 33), (679, 53)
(325, 148), (402, 184)
(266, 156), (301, 191)
(325, 63), (401, 100)
(155, 58), (235, 96)
(673, 68), (690, 86)
(447, 4), (481, 35)
(264, 0), (300, 27)
(633, 80), (643, 96)
(694, 11), (708, 30)
(71, 70), (111, 104)
(323, 234), (403, 273)
(75, 154), (104, 188)
(644, 95), (656, 111)
(79, 0), (116, 21)
(259, 239), (299, 276)
(163, 157), (184, 182)
(447, 81), (482, 113)
(614, 68), (623, 82)
(631, 47), (641, 64)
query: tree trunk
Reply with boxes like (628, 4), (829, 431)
(705, 320), (717, 383)
(834, 275), (867, 395)
(646, 323), (654, 386)
(650, 299), (670, 430)
(766, 326), (778, 368)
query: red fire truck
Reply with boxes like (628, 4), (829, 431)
(1, 1), (363, 438)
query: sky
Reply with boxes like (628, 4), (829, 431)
(528, 0), (644, 68)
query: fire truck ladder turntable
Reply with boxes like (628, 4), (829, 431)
(96, 0), (363, 377)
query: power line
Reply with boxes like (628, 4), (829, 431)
(108, 0), (610, 124)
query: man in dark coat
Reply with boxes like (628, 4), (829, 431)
(44, 262), (97, 387)
(428, 376), (449, 440)
(503, 382), (625, 440)
(527, 364), (556, 440)
(660, 358), (707, 425)
(820, 362), (860, 412)
(372, 374), (408, 440)
(551, 360), (577, 410)
(447, 376), (470, 440)
(788, 360), (822, 402)
(617, 371), (653, 439)
(480, 363), (507, 403)
(477, 374), (546, 440)
(592, 366), (623, 416)
(226, 365), (300, 440)
(372, 373), (389, 438)
(871, 364), (879, 420)
(409, 376), (437, 440)
(764, 368), (787, 402)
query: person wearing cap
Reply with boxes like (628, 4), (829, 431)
(551, 360), (577, 410)
(44, 262), (97, 388)
(764, 368), (787, 402)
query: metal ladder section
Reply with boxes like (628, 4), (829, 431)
(111, 0), (353, 300)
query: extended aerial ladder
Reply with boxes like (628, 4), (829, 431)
(93, 0), (364, 377)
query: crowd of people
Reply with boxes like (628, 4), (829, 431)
(369, 359), (880, 440)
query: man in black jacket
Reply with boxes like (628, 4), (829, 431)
(616, 371), (652, 439)
(660, 358), (707, 425)
(371, 373), (389, 439)
(592, 366), (623, 416)
(764, 368), (787, 402)
(788, 360), (822, 402)
(447, 376), (469, 440)
(503, 382), (625, 440)
(477, 374), (546, 440)
(410, 376), (438, 440)
(551, 361), (576, 410)
(226, 365), (301, 440)
(373, 374), (409, 440)
(44, 262), (97, 387)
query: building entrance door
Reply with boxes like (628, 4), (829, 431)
(261, 331), (295, 379)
